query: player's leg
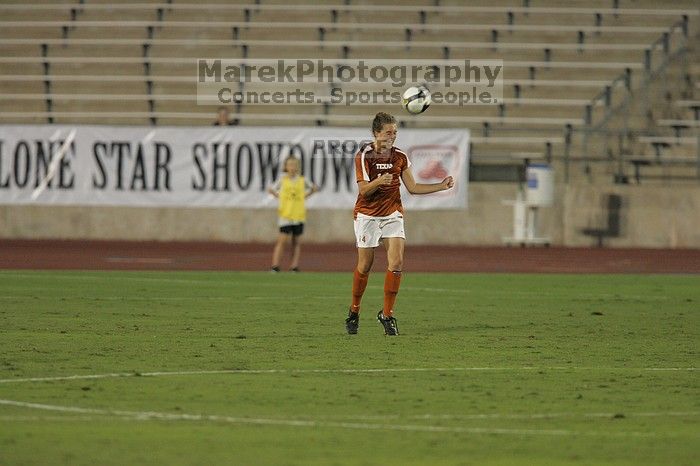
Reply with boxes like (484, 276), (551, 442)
(382, 237), (404, 318)
(375, 216), (404, 335)
(352, 247), (374, 308)
(271, 229), (291, 272)
(351, 217), (380, 313)
(346, 247), (373, 334)
(346, 217), (380, 334)
(289, 226), (302, 271)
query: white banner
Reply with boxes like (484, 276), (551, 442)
(0, 125), (469, 209)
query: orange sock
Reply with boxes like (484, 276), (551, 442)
(383, 270), (402, 317)
(351, 269), (369, 313)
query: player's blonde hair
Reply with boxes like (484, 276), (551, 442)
(372, 112), (396, 135)
(282, 156), (300, 173)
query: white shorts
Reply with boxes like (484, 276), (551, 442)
(354, 212), (405, 248)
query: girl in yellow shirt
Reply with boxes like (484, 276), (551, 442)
(268, 156), (318, 272)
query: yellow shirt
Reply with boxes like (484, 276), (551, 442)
(278, 175), (308, 222)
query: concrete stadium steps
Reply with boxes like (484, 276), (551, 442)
(142, 60), (638, 80)
(502, 86), (598, 100)
(564, 161), (617, 183)
(0, 99), (44, 113)
(148, 45), (246, 59)
(79, 0), (181, 4)
(156, 102), (308, 115)
(154, 29), (233, 41)
(247, 10), (634, 26)
(163, 49), (248, 62)
(240, 45), (451, 60)
(0, 27), (63, 40)
(0, 44), (45, 58)
(52, 115), (153, 125)
(348, 47), (547, 61)
(18, 38), (661, 64)
(319, 28), (665, 44)
(324, 30), (491, 43)
(470, 141), (564, 159)
(640, 142), (699, 159)
(132, 100), (189, 115)
(16, 77), (607, 102)
(50, 81), (149, 95)
(677, 108), (700, 120)
(615, 158), (700, 185)
(68, 27), (149, 41)
(490, 105), (584, 120)
(47, 62), (145, 76)
(0, 81), (44, 94)
(0, 115), (46, 124)
(46, 44), (143, 58)
(530, 0), (697, 8)
(0, 63), (44, 75)
(51, 100), (151, 114)
(532, 48), (647, 63)
(156, 116), (232, 126)
(0, 0), (696, 186)
(68, 9), (159, 22)
(509, 13), (687, 28)
(469, 127), (565, 139)
(0, 11), (71, 22)
(504, 67), (633, 81)
(164, 9), (315, 23)
(151, 83), (204, 97)
(178, 96), (583, 126)
(172, 81), (334, 96)
(406, 104), (583, 121)
(16, 0), (691, 10)
(2, 3), (690, 29)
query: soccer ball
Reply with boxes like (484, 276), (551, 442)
(402, 85), (431, 114)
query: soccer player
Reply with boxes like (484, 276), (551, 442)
(212, 106), (239, 126)
(268, 156), (318, 272)
(345, 112), (454, 335)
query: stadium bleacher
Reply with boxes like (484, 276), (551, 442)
(0, 0), (698, 183)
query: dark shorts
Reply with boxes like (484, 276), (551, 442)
(280, 223), (304, 236)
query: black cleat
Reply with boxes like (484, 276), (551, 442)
(345, 310), (359, 334)
(377, 310), (399, 336)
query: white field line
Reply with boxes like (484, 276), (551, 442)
(408, 411), (700, 420)
(0, 272), (685, 298)
(0, 399), (679, 438)
(0, 415), (104, 422)
(0, 366), (697, 385)
(0, 273), (684, 301)
(1, 412), (698, 423)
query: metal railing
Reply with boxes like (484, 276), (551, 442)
(569, 16), (693, 183)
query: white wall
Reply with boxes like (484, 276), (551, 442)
(2, 183), (700, 247)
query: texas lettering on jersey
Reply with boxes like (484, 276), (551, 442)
(353, 143), (412, 219)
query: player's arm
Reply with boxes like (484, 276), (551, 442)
(304, 179), (319, 198)
(358, 173), (392, 198)
(401, 166), (454, 194)
(267, 180), (281, 198)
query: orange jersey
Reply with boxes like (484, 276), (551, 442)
(353, 144), (411, 219)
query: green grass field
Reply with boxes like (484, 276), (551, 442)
(0, 270), (698, 465)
